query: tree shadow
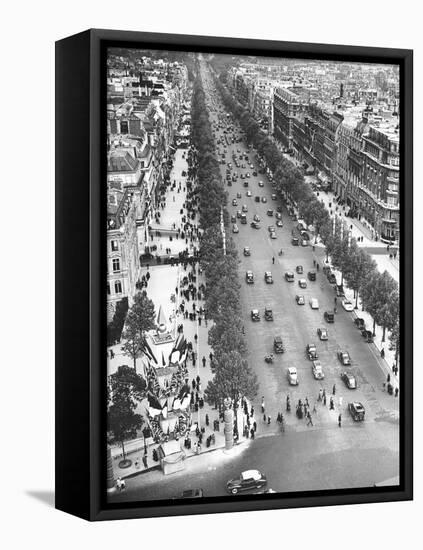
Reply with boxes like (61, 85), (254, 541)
(26, 490), (55, 508)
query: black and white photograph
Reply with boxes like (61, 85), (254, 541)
(106, 47), (402, 504)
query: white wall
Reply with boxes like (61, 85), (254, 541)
(1, 0), (420, 548)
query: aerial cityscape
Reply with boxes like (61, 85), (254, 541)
(106, 48), (400, 502)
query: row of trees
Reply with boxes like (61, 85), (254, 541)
(190, 68), (259, 414)
(213, 69), (400, 365)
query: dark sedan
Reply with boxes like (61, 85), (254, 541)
(226, 470), (267, 495)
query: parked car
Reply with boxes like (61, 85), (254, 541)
(271, 193), (277, 200)
(242, 204), (248, 213)
(342, 299), (354, 312)
(268, 225), (276, 232)
(255, 196), (260, 202)
(328, 273), (337, 284)
(261, 197), (267, 203)
(296, 294), (305, 305)
(275, 212), (282, 220)
(312, 360), (325, 380)
(236, 192), (242, 198)
(250, 221), (260, 229)
(236, 210), (242, 218)
(253, 214), (261, 222)
(231, 214), (236, 223)
(287, 367), (298, 385)
(267, 209), (274, 217)
(285, 271), (295, 282)
(232, 198), (237, 206)
(337, 351), (351, 365)
(348, 402), (365, 421)
(341, 371), (357, 389)
(296, 265), (304, 274)
(298, 278), (307, 289)
(273, 336), (285, 353)
(308, 270), (316, 281)
(354, 317), (365, 330)
(361, 329), (374, 343)
(264, 307), (273, 321)
(258, 181), (264, 187)
(245, 270), (254, 284)
(317, 327), (328, 341)
(269, 231), (277, 239)
(306, 343), (318, 360)
(246, 190), (252, 197)
(291, 237), (299, 246)
(264, 271), (273, 284)
(310, 298), (319, 309)
(251, 309), (260, 321)
(232, 224), (239, 233)
(226, 470), (267, 495)
(276, 220), (283, 227)
(243, 246), (251, 256)
(324, 310), (335, 323)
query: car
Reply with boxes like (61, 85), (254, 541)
(291, 237), (299, 246)
(240, 214), (247, 224)
(341, 371), (357, 389)
(312, 360), (325, 380)
(246, 173), (251, 178)
(342, 299), (354, 312)
(271, 193), (277, 200)
(317, 328), (328, 341)
(268, 225), (276, 232)
(276, 206), (282, 213)
(269, 231), (277, 239)
(287, 367), (298, 385)
(236, 192), (242, 198)
(296, 294), (305, 305)
(328, 273), (337, 284)
(264, 271), (273, 284)
(232, 224), (239, 233)
(324, 310), (335, 323)
(361, 329), (374, 343)
(243, 246), (251, 256)
(246, 270), (254, 284)
(267, 209), (274, 216)
(276, 220), (283, 227)
(232, 199), (237, 206)
(296, 265), (303, 274)
(336, 284), (345, 297)
(253, 171), (257, 176)
(285, 271), (295, 282)
(241, 174), (245, 179)
(241, 163), (246, 168)
(236, 210), (242, 218)
(253, 214), (261, 222)
(261, 197), (267, 203)
(180, 488), (204, 499)
(275, 212), (282, 220)
(255, 196), (260, 202)
(258, 181), (264, 187)
(251, 309), (260, 321)
(298, 278), (307, 289)
(306, 343), (318, 360)
(338, 351), (351, 365)
(264, 307), (273, 321)
(274, 336), (285, 353)
(348, 402), (365, 421)
(310, 298), (319, 309)
(354, 317), (365, 330)
(231, 214), (236, 223)
(308, 270), (316, 281)
(250, 221), (260, 229)
(226, 469), (267, 495)
(242, 204), (248, 213)
(301, 239), (309, 247)
(246, 190), (252, 197)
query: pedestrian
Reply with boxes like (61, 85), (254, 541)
(205, 413), (209, 426)
(267, 415), (271, 425)
(192, 378), (196, 389)
(194, 333), (198, 343)
(307, 412), (313, 426)
(330, 397), (334, 410)
(120, 479), (126, 491)
(318, 388), (323, 402)
(116, 477), (122, 492)
(332, 384), (336, 395)
(338, 396), (343, 409)
(251, 406), (255, 417)
(381, 348), (385, 359)
(209, 351), (214, 363)
(387, 373), (391, 384)
(253, 421), (257, 432)
(338, 413), (342, 427)
(395, 387), (399, 397)
(250, 428), (255, 439)
(263, 414), (266, 422)
(142, 454), (148, 469)
(313, 402), (317, 413)
(202, 356), (206, 368)
(272, 256), (275, 264)
(261, 397), (265, 413)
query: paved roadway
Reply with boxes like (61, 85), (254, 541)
(110, 66), (399, 503)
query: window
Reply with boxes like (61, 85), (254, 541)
(107, 283), (111, 295)
(115, 281), (122, 294)
(112, 259), (120, 272)
(111, 240), (119, 252)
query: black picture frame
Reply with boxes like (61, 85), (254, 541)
(55, 28), (413, 521)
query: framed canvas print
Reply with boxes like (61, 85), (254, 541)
(55, 29), (413, 521)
